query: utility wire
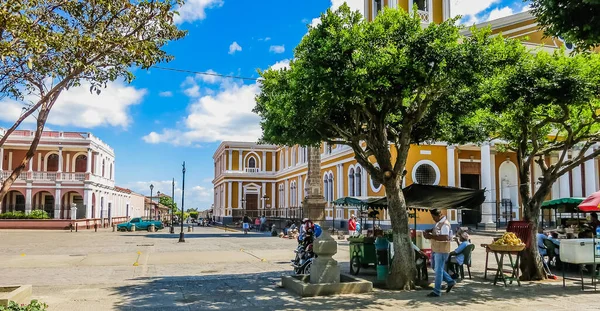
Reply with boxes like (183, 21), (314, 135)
(152, 66), (261, 81)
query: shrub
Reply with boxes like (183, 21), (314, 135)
(29, 210), (50, 219)
(0, 300), (48, 311)
(0, 210), (50, 219)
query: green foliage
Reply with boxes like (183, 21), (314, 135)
(188, 210), (199, 220)
(0, 210), (49, 219)
(0, 300), (48, 311)
(159, 196), (178, 214)
(531, 0), (600, 51)
(174, 211), (189, 220)
(0, 0), (186, 101)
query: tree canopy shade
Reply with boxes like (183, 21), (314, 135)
(471, 49), (600, 280)
(0, 0), (186, 201)
(254, 5), (522, 289)
(530, 0), (600, 51)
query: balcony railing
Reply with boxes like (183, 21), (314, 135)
(417, 10), (430, 23)
(245, 168), (260, 173)
(0, 170), (111, 185)
(62, 172), (86, 181)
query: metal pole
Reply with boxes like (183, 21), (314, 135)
(170, 178), (175, 234)
(179, 162), (186, 243)
(150, 187), (153, 220)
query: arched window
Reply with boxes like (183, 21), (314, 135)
(248, 157), (256, 168)
(47, 154), (59, 172)
(75, 155), (87, 172)
(290, 182), (297, 206)
(323, 175), (329, 203)
(328, 173), (334, 202)
(278, 184), (285, 207)
(355, 167), (362, 196)
(349, 168), (355, 196)
(303, 147), (307, 163)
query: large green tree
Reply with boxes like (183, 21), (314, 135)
(254, 5), (520, 289)
(530, 0), (600, 51)
(473, 49), (600, 280)
(159, 196), (178, 214)
(0, 0), (185, 201)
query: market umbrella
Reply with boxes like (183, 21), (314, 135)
(578, 190), (600, 212)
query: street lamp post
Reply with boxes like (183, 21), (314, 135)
(149, 184), (154, 220)
(156, 191), (161, 220)
(179, 162), (186, 243)
(261, 195), (270, 217)
(170, 178), (175, 234)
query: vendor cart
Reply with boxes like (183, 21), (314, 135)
(349, 236), (376, 275)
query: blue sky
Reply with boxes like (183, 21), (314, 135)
(0, 0), (529, 210)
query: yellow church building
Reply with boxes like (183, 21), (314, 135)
(212, 3), (597, 228)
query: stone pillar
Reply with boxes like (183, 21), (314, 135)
(65, 154), (70, 173)
(584, 147), (597, 196)
(305, 145), (340, 284)
(54, 187), (61, 219)
(86, 149), (92, 173)
(8, 151), (12, 171)
(271, 183), (276, 210)
(572, 148), (583, 197)
(238, 149), (243, 171)
(551, 154), (560, 200)
(71, 203), (77, 220)
(84, 189), (92, 218)
(479, 142), (495, 229)
(262, 182), (266, 209)
(238, 181), (243, 210)
(28, 157), (33, 172)
(446, 145), (456, 187)
(25, 185), (32, 214)
(0, 147), (3, 172)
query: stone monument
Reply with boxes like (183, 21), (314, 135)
(304, 146), (340, 284)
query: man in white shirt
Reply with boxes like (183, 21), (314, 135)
(424, 208), (456, 297)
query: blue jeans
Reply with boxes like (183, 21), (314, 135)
(432, 252), (455, 296)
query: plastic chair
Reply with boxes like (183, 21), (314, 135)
(543, 239), (560, 267)
(449, 244), (475, 280)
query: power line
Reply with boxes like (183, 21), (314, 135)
(152, 66), (261, 81)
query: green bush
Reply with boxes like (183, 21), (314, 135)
(0, 210), (50, 219)
(0, 300), (48, 311)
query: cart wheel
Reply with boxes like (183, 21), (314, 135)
(350, 256), (361, 275)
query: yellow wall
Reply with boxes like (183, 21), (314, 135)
(232, 150), (240, 171)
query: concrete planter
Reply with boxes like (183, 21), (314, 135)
(0, 285), (32, 307)
(281, 274), (372, 297)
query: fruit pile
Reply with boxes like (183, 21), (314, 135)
(492, 232), (523, 246)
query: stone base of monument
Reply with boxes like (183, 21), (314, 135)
(0, 285), (32, 306)
(281, 274), (372, 297)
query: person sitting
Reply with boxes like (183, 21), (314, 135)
(590, 212), (600, 230)
(447, 231), (471, 279)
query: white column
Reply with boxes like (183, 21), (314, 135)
(28, 157), (33, 171)
(559, 172), (571, 198)
(285, 148), (289, 168)
(262, 151), (266, 172)
(58, 147), (63, 173)
(271, 152), (276, 172)
(25, 186), (32, 214)
(271, 183), (276, 208)
(238, 149), (243, 171)
(284, 180), (289, 208)
(584, 148), (597, 196)
(480, 142), (494, 227)
(446, 145), (456, 187)
(8, 151), (12, 170)
(0, 147), (3, 171)
(261, 182), (266, 209)
(443, 0), (450, 20)
(551, 155), (560, 199)
(65, 154), (70, 173)
(238, 181), (242, 209)
(572, 148), (583, 197)
(54, 188), (61, 219)
(227, 182), (232, 208)
(228, 149), (232, 171)
(86, 149), (92, 173)
(37, 153), (42, 173)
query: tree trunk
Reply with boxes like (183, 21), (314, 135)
(385, 175), (416, 290)
(0, 105), (50, 203)
(518, 175), (547, 281)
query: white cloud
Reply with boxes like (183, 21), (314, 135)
(0, 81), (145, 129)
(309, 0), (364, 29)
(270, 59), (291, 71)
(486, 7), (514, 21)
(258, 37), (271, 41)
(159, 91), (173, 97)
(229, 41), (242, 54)
(198, 69), (220, 84)
(451, 0), (500, 18)
(269, 45), (285, 53)
(174, 0), (224, 25)
(181, 76), (201, 98)
(124, 180), (213, 209)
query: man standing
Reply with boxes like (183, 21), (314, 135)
(348, 214), (357, 237)
(424, 209), (456, 297)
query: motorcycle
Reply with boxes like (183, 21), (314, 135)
(291, 222), (321, 275)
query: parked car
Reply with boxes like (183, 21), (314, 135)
(117, 217), (164, 232)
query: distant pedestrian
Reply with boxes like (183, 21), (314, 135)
(260, 215), (267, 231)
(348, 214), (356, 237)
(254, 217), (261, 232)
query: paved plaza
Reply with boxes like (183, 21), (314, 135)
(1, 227), (599, 310)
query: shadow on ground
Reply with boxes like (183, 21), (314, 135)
(124, 232), (275, 239)
(111, 269), (599, 311)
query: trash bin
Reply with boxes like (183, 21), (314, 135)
(375, 236), (389, 281)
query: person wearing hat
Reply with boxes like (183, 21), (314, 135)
(348, 214), (357, 237)
(423, 208), (456, 297)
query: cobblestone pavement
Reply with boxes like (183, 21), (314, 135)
(1, 227), (599, 310)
